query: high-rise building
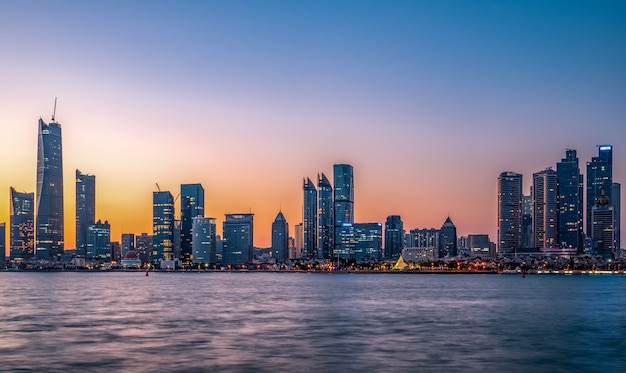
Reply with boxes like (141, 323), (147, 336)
(135, 233), (152, 264)
(121, 233), (135, 258)
(271, 211), (289, 263)
(522, 194), (533, 249)
(153, 191), (175, 263)
(303, 178), (317, 259)
(612, 182), (621, 252)
(222, 214), (254, 266)
(76, 169), (95, 257)
(468, 234), (493, 258)
(9, 188), (34, 260)
(173, 218), (182, 259)
(36, 118), (64, 259)
(0, 223), (5, 263)
(110, 241), (121, 262)
(192, 216), (216, 265)
(498, 171), (523, 256)
(384, 215), (403, 259)
(317, 173), (333, 259)
(294, 223), (303, 259)
(333, 164), (354, 258)
(556, 150), (584, 252)
(410, 228), (439, 248)
(86, 220), (111, 260)
(353, 223), (382, 260)
(591, 188), (616, 258)
(180, 183), (204, 267)
(532, 168), (558, 249)
(587, 145), (612, 236)
(439, 217), (457, 257)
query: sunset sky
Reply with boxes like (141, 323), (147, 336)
(1, 0), (625, 251)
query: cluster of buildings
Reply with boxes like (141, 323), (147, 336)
(1, 114), (622, 270)
(498, 146), (621, 259)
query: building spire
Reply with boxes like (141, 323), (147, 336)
(51, 97), (57, 122)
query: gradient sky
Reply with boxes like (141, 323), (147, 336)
(1, 0), (625, 252)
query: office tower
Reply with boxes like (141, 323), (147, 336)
(0, 223), (5, 263)
(587, 145), (612, 235)
(36, 118), (64, 259)
(439, 217), (457, 257)
(180, 183), (204, 267)
(153, 191), (175, 263)
(353, 223), (383, 260)
(294, 223), (303, 258)
(468, 234), (493, 258)
(498, 172), (523, 256)
(410, 228), (439, 248)
(303, 177), (317, 259)
(86, 220), (110, 260)
(333, 164), (354, 258)
(384, 215), (403, 259)
(522, 195), (532, 249)
(76, 170), (95, 257)
(317, 173), (333, 259)
(591, 188), (616, 258)
(173, 219), (181, 259)
(222, 213), (254, 266)
(612, 182), (621, 252)
(192, 216), (216, 265)
(121, 233), (135, 258)
(532, 168), (558, 249)
(271, 211), (289, 263)
(135, 233), (152, 264)
(110, 241), (121, 262)
(556, 150), (584, 252)
(9, 188), (35, 259)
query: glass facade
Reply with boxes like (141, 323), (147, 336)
(439, 217), (457, 257)
(556, 150), (584, 252)
(222, 214), (254, 266)
(10, 187), (34, 260)
(532, 168), (558, 249)
(76, 169), (95, 257)
(271, 211), (289, 263)
(153, 191), (175, 263)
(86, 220), (110, 260)
(586, 145), (612, 236)
(181, 183), (205, 267)
(384, 215), (403, 259)
(303, 178), (317, 259)
(317, 173), (333, 259)
(333, 164), (354, 258)
(192, 217), (216, 265)
(497, 171), (523, 256)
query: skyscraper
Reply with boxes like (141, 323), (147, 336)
(303, 177), (317, 259)
(384, 215), (403, 259)
(498, 172), (523, 256)
(587, 145), (612, 236)
(591, 188), (616, 258)
(612, 182), (621, 252)
(333, 164), (354, 258)
(192, 216), (216, 265)
(121, 233), (135, 258)
(353, 223), (383, 260)
(180, 183), (204, 267)
(0, 223), (5, 263)
(153, 191), (175, 263)
(317, 173), (333, 259)
(86, 220), (110, 260)
(36, 118), (64, 259)
(271, 211), (289, 263)
(135, 233), (152, 265)
(439, 216), (457, 257)
(222, 213), (254, 266)
(556, 150), (584, 252)
(76, 169), (95, 257)
(10, 188), (34, 260)
(532, 168), (558, 249)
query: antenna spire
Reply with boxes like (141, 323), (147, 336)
(51, 97), (57, 122)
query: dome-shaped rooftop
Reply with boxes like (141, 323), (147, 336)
(124, 250), (138, 259)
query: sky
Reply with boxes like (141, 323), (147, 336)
(1, 0), (625, 251)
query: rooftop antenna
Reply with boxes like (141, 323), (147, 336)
(51, 97), (57, 122)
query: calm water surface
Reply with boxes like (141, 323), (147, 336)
(0, 272), (625, 372)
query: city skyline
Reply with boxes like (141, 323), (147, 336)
(1, 1), (625, 250)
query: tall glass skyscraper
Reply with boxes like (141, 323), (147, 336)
(192, 216), (216, 265)
(532, 168), (558, 249)
(303, 177), (317, 259)
(439, 216), (457, 257)
(612, 182), (621, 253)
(586, 145), (612, 236)
(10, 187), (34, 260)
(556, 150), (584, 252)
(222, 213), (254, 266)
(498, 171), (523, 256)
(271, 211), (289, 263)
(384, 215), (403, 259)
(333, 164), (354, 258)
(317, 173), (333, 259)
(153, 191), (175, 263)
(76, 169), (95, 257)
(36, 118), (64, 259)
(180, 183), (205, 267)
(86, 220), (110, 260)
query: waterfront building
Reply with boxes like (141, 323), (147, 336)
(353, 223), (382, 260)
(110, 241), (121, 262)
(173, 219), (182, 259)
(192, 216), (216, 266)
(317, 173), (333, 259)
(180, 183), (204, 267)
(410, 228), (439, 248)
(333, 164), (354, 258)
(532, 168), (558, 249)
(439, 217), (457, 257)
(294, 223), (303, 259)
(468, 234), (493, 258)
(9, 188), (34, 260)
(222, 214), (254, 266)
(36, 118), (64, 259)
(522, 195), (532, 249)
(303, 178), (317, 259)
(153, 191), (175, 264)
(612, 182), (621, 253)
(120, 250), (142, 268)
(0, 223), (5, 263)
(556, 150), (584, 252)
(402, 247), (437, 262)
(497, 172), (523, 256)
(586, 145), (612, 236)
(76, 169), (95, 258)
(271, 211), (289, 263)
(135, 233), (152, 264)
(121, 233), (135, 258)
(86, 220), (110, 260)
(384, 215), (403, 260)
(591, 188), (616, 258)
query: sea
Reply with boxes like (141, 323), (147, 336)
(0, 271), (624, 372)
